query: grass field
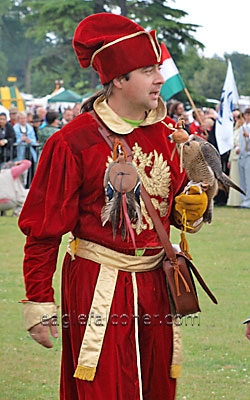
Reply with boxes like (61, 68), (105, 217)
(0, 207), (250, 399)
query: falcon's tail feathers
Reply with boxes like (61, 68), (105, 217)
(221, 173), (246, 195)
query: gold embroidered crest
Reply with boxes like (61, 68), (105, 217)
(132, 143), (171, 233)
(105, 143), (171, 234)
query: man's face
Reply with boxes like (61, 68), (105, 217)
(19, 115), (27, 125)
(244, 112), (250, 121)
(73, 103), (81, 116)
(64, 110), (74, 122)
(119, 65), (164, 116)
(32, 120), (42, 129)
(176, 103), (185, 115)
(10, 112), (17, 121)
(0, 115), (7, 128)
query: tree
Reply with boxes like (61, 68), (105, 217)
(20, 0), (204, 95)
(228, 52), (250, 96)
(0, 51), (8, 85)
(185, 57), (226, 101)
(0, 0), (48, 92)
(1, 0), (250, 102)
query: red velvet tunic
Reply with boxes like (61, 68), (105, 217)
(19, 110), (186, 400)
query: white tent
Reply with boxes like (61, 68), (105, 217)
(0, 105), (10, 119)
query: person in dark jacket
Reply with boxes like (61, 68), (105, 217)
(0, 112), (16, 165)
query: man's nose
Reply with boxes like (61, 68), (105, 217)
(156, 68), (165, 85)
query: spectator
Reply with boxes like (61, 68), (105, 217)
(36, 107), (47, 128)
(14, 111), (37, 163)
(37, 111), (60, 149)
(227, 113), (243, 207)
(188, 108), (207, 139)
(26, 111), (34, 124)
(203, 108), (217, 141)
(232, 109), (241, 125)
(9, 106), (18, 126)
(30, 114), (43, 141)
(0, 159), (31, 216)
(182, 111), (191, 131)
(72, 102), (82, 118)
(238, 107), (250, 208)
(0, 112), (16, 165)
(61, 108), (74, 126)
(168, 101), (185, 122)
(202, 117), (215, 136)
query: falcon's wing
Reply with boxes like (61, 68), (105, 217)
(199, 141), (223, 180)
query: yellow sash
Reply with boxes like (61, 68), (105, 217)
(67, 238), (182, 385)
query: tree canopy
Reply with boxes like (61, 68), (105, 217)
(0, 0), (250, 105)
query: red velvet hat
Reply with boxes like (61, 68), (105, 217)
(72, 13), (162, 84)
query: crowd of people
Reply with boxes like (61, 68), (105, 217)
(0, 103), (82, 165)
(1, 96), (250, 218)
(0, 103), (82, 216)
(167, 100), (250, 208)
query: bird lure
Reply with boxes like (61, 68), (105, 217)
(101, 138), (141, 247)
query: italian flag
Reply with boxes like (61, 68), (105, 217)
(160, 43), (185, 101)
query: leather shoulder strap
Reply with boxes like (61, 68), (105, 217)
(90, 110), (176, 261)
(90, 110), (218, 304)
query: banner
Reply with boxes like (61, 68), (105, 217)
(215, 60), (239, 154)
(160, 43), (185, 101)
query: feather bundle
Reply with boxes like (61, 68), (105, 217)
(101, 141), (141, 246)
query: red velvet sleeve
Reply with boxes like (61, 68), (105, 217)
(18, 132), (83, 302)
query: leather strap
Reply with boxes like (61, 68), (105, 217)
(90, 110), (217, 304)
(90, 111), (177, 262)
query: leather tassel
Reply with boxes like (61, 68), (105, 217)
(179, 231), (193, 260)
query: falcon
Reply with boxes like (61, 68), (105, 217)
(171, 133), (245, 223)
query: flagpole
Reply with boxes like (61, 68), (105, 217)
(184, 87), (209, 138)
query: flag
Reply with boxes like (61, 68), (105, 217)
(215, 60), (239, 154)
(160, 43), (185, 101)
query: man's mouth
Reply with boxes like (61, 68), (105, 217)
(150, 90), (160, 98)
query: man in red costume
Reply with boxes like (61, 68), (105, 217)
(19, 13), (205, 400)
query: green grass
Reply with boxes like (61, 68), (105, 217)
(171, 207), (250, 400)
(0, 207), (250, 399)
(0, 215), (64, 400)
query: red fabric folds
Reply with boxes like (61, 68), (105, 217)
(18, 111), (187, 398)
(60, 255), (176, 400)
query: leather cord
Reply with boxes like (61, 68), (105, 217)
(90, 110), (217, 304)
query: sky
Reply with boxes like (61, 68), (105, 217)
(173, 0), (249, 58)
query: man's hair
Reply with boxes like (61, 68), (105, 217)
(63, 108), (72, 113)
(244, 107), (250, 115)
(169, 101), (183, 118)
(0, 112), (7, 118)
(46, 111), (59, 125)
(81, 73), (130, 113)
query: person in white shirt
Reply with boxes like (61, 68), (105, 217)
(238, 108), (250, 208)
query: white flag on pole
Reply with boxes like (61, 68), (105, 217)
(215, 60), (239, 154)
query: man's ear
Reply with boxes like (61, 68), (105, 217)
(113, 76), (126, 89)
